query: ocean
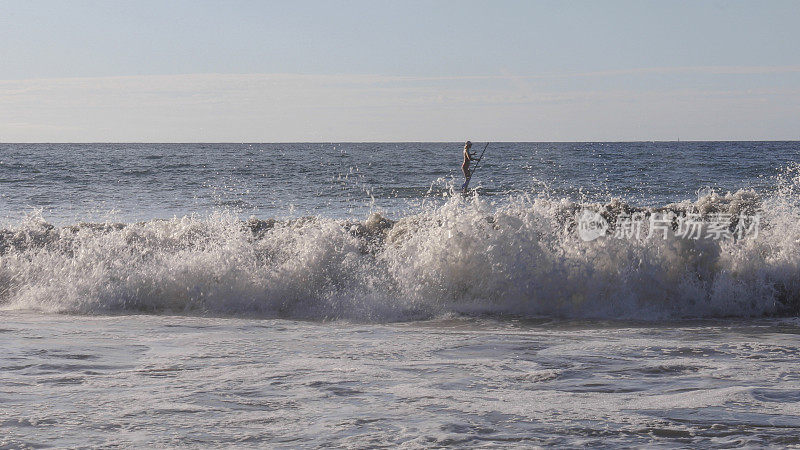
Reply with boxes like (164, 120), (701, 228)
(2, 142), (800, 447)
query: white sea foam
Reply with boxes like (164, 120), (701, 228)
(1, 185), (799, 321)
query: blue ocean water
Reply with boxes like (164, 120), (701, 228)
(3, 142), (800, 447)
(2, 141), (800, 320)
(2, 142), (797, 223)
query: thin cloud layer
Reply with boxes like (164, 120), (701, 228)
(1, 69), (798, 142)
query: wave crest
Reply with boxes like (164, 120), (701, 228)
(1, 188), (799, 321)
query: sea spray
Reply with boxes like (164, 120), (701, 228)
(1, 188), (799, 321)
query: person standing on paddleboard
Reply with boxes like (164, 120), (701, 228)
(462, 140), (477, 182)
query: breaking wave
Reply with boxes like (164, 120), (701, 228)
(2, 181), (800, 321)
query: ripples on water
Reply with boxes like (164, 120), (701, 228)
(2, 142), (797, 223)
(2, 142), (800, 447)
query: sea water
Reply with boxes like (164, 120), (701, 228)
(2, 142), (800, 447)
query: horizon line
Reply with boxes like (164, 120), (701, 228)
(2, 140), (799, 144)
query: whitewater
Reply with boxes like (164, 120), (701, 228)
(2, 142), (800, 447)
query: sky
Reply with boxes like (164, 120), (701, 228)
(1, 0), (798, 142)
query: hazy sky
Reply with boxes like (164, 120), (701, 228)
(1, 0), (798, 141)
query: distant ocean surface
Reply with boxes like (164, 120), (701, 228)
(3, 142), (800, 447)
(2, 142), (798, 223)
